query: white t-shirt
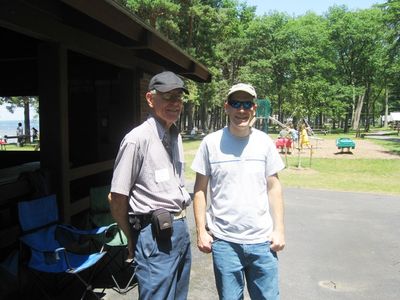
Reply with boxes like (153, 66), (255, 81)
(191, 127), (285, 244)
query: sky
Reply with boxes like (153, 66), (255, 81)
(245, 0), (386, 16)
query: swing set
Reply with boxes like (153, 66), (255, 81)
(252, 100), (327, 168)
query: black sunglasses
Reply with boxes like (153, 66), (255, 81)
(228, 99), (254, 110)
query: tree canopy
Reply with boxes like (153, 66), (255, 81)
(8, 0), (395, 133)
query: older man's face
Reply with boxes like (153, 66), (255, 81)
(146, 88), (184, 129)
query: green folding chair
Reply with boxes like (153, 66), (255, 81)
(89, 185), (136, 294)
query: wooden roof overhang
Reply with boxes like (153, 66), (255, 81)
(0, 0), (211, 83)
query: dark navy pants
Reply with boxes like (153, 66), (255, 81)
(133, 218), (191, 300)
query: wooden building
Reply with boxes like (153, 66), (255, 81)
(0, 0), (210, 260)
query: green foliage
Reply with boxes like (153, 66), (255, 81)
(381, 0), (400, 57)
(124, 0), (180, 35)
(120, 1), (399, 131)
(0, 96), (39, 114)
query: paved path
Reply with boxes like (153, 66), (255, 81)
(102, 187), (400, 299)
(362, 131), (400, 143)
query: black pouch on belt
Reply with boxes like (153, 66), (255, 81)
(151, 208), (173, 239)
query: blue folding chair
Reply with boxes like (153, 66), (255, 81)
(18, 194), (115, 300)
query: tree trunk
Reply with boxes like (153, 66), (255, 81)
(23, 97), (31, 143)
(350, 85), (356, 127)
(364, 83), (371, 132)
(200, 88), (209, 132)
(352, 92), (365, 131)
(278, 93), (283, 123)
(187, 9), (193, 48)
(344, 107), (351, 133)
(384, 87), (389, 127)
(186, 102), (194, 132)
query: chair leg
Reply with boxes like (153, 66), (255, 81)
(108, 259), (137, 294)
(72, 266), (103, 300)
(92, 247), (137, 294)
(111, 267), (137, 294)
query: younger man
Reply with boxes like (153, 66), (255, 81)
(192, 83), (285, 299)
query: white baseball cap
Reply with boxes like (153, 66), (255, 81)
(227, 83), (257, 99)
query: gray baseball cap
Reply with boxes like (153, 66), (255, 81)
(148, 71), (189, 94)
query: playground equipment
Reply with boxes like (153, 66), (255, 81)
(275, 137), (292, 153)
(336, 137), (355, 152)
(253, 99), (271, 133)
(268, 115), (286, 128)
(269, 116), (296, 153)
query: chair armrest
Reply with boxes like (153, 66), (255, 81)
(58, 223), (113, 236)
(116, 227), (127, 245)
(104, 223), (119, 238)
(44, 247), (66, 265)
(56, 223), (119, 253)
(96, 223), (119, 251)
(55, 225), (91, 253)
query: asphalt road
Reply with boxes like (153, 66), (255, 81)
(279, 188), (400, 300)
(102, 186), (400, 300)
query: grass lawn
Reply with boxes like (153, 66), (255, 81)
(373, 139), (400, 156)
(183, 135), (400, 196)
(1, 142), (39, 151)
(183, 139), (201, 182)
(280, 158), (400, 195)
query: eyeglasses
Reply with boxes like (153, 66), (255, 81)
(152, 90), (183, 101)
(227, 99), (254, 110)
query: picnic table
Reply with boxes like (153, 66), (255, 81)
(312, 128), (329, 135)
(3, 134), (29, 140)
(3, 134), (30, 146)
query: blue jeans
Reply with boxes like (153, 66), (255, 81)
(212, 239), (279, 300)
(134, 218), (191, 300)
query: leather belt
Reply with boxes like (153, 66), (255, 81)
(129, 209), (186, 226)
(172, 209), (186, 220)
(129, 214), (151, 230)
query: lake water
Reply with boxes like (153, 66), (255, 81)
(0, 120), (39, 138)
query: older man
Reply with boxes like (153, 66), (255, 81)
(109, 71), (192, 300)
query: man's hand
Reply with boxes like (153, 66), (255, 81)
(127, 238), (135, 261)
(268, 231), (285, 252)
(197, 230), (214, 253)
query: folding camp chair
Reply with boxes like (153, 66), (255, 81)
(89, 185), (136, 294)
(18, 194), (115, 300)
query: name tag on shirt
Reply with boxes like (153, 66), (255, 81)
(155, 168), (170, 183)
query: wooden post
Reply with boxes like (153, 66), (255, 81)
(38, 42), (70, 222)
(284, 146), (288, 168)
(297, 147), (301, 168)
